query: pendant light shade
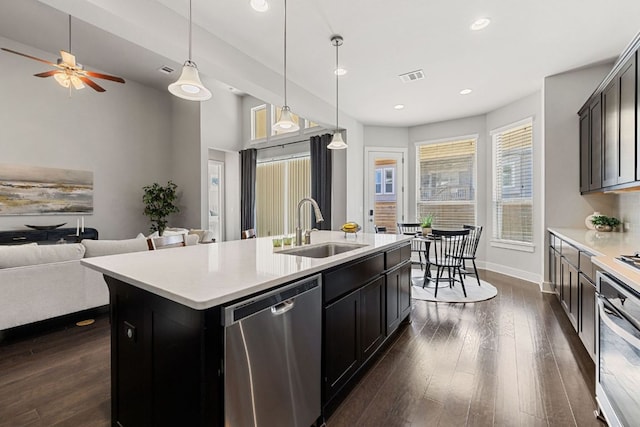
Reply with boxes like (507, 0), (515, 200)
(168, 0), (211, 101)
(328, 35), (347, 150)
(273, 0), (299, 133)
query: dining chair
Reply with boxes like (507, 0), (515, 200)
(397, 222), (424, 270)
(374, 225), (387, 233)
(461, 225), (483, 286)
(426, 228), (470, 297)
(241, 228), (257, 239)
(147, 233), (187, 250)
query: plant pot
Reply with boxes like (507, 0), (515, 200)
(594, 224), (612, 232)
(422, 227), (432, 236)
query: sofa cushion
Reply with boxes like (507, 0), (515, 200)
(82, 237), (149, 258)
(0, 243), (85, 269)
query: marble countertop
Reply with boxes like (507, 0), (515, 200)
(81, 231), (412, 310)
(548, 227), (640, 291)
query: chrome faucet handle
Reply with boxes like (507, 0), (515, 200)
(304, 230), (312, 245)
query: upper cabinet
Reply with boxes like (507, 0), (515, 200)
(579, 34), (639, 194)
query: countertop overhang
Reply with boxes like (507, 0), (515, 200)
(548, 227), (640, 291)
(81, 231), (412, 309)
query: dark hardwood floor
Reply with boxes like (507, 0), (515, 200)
(0, 269), (602, 426)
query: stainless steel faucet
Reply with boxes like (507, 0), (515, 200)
(296, 197), (324, 245)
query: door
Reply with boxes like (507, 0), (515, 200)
(602, 79), (619, 187)
(360, 276), (385, 361)
(618, 56), (636, 184)
(579, 108), (590, 193)
(207, 160), (224, 242)
(590, 97), (602, 190)
(365, 149), (406, 234)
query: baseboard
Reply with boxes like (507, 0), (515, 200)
(477, 261), (543, 287)
(540, 280), (555, 293)
(0, 305), (109, 344)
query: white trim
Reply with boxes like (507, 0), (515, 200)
(250, 104), (267, 141)
(490, 116), (534, 136)
(413, 133), (479, 147)
(540, 280), (555, 293)
(477, 260), (543, 285)
(490, 239), (535, 252)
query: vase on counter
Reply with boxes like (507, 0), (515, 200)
(585, 212), (600, 230)
(422, 227), (431, 236)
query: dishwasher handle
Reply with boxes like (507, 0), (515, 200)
(223, 274), (321, 326)
(271, 299), (295, 315)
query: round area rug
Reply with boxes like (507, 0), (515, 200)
(410, 269), (498, 303)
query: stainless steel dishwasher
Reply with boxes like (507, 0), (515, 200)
(223, 274), (321, 427)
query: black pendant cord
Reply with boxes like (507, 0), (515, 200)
(335, 39), (339, 130)
(283, 0), (288, 106)
(68, 15), (72, 53)
(188, 0), (192, 62)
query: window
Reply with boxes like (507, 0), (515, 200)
(375, 167), (395, 195)
(305, 120), (319, 129)
(256, 156), (311, 237)
(416, 138), (476, 228)
(492, 120), (533, 244)
(251, 104), (267, 140)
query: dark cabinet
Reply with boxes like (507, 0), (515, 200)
(560, 256), (578, 329)
(322, 243), (411, 413)
(578, 273), (596, 360)
(619, 55), (636, 184)
(579, 107), (590, 193)
(324, 289), (360, 400)
(386, 261), (411, 335)
(590, 97), (603, 190)
(579, 40), (639, 193)
(602, 78), (619, 187)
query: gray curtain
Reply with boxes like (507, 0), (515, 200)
(240, 148), (257, 233)
(310, 134), (332, 229)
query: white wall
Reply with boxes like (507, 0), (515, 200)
(486, 91), (543, 283)
(364, 126), (409, 148)
(0, 36), (173, 239)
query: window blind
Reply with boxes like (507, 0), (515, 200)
(416, 138), (476, 228)
(492, 122), (533, 243)
(256, 157), (311, 237)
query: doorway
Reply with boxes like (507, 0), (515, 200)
(208, 160), (224, 242)
(364, 148), (407, 234)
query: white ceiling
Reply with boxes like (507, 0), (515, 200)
(1, 0), (640, 127)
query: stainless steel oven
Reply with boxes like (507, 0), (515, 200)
(596, 271), (640, 427)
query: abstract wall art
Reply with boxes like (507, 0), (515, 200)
(0, 164), (93, 215)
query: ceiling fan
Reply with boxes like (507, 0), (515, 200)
(1, 16), (125, 93)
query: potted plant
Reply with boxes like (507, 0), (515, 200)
(420, 214), (434, 236)
(590, 215), (621, 232)
(142, 181), (180, 236)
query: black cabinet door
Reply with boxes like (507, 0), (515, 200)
(324, 289), (360, 401)
(619, 55), (636, 184)
(560, 257), (578, 329)
(602, 79), (619, 187)
(578, 273), (596, 360)
(579, 107), (590, 193)
(590, 97), (603, 190)
(554, 250), (562, 299)
(385, 262), (411, 335)
(360, 276), (385, 362)
(398, 262), (412, 321)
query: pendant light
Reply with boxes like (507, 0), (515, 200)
(273, 0), (299, 133)
(328, 35), (347, 150)
(168, 0), (211, 101)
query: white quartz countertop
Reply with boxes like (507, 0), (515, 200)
(81, 231), (412, 310)
(548, 227), (640, 291)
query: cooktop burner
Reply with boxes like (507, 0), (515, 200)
(617, 253), (640, 270)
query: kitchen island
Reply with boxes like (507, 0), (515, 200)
(82, 231), (413, 426)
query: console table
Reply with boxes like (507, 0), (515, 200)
(0, 227), (98, 245)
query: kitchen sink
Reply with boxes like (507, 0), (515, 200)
(277, 242), (368, 258)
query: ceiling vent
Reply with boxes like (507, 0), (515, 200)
(157, 65), (175, 75)
(398, 69), (425, 83)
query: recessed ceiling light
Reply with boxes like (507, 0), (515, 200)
(334, 68), (347, 76)
(460, 88), (473, 95)
(250, 0), (269, 12)
(394, 104), (405, 110)
(470, 17), (491, 31)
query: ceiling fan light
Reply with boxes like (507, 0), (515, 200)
(54, 73), (70, 88)
(273, 106), (300, 132)
(70, 75), (85, 90)
(328, 131), (347, 150)
(168, 61), (212, 101)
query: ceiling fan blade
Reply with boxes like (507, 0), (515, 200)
(78, 76), (105, 92)
(1, 47), (57, 66)
(33, 70), (60, 78)
(84, 71), (125, 83)
(60, 50), (76, 67)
